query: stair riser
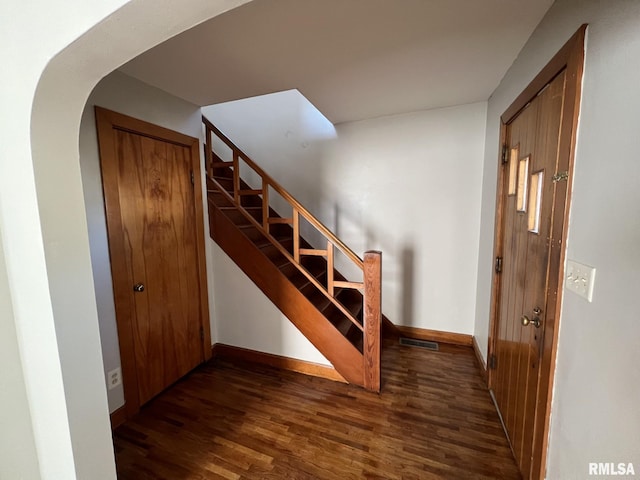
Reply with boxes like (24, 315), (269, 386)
(208, 177), (233, 191)
(259, 244), (291, 264)
(208, 192), (234, 208)
(219, 207), (263, 225)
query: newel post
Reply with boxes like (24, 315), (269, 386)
(363, 250), (382, 392)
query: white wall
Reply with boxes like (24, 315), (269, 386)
(211, 245), (331, 365)
(1, 0), (249, 478)
(0, 234), (40, 479)
(473, 0), (640, 477)
(204, 93), (487, 336)
(0, 1), (130, 477)
(79, 70), (210, 413)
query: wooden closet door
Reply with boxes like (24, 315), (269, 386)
(96, 107), (210, 413)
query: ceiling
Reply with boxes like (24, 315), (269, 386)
(120, 0), (554, 124)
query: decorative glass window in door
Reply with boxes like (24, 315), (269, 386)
(516, 156), (530, 212)
(528, 171), (544, 233)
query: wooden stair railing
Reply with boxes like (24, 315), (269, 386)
(203, 115), (382, 391)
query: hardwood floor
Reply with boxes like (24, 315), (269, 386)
(114, 340), (521, 479)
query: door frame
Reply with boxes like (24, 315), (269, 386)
(95, 107), (212, 420)
(486, 25), (586, 480)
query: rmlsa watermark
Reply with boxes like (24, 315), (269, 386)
(589, 463), (636, 476)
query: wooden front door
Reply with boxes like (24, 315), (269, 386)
(96, 108), (210, 415)
(492, 69), (565, 476)
(488, 26), (585, 480)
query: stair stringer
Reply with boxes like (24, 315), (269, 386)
(209, 204), (365, 386)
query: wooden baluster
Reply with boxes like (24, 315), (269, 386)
(327, 241), (334, 296)
(293, 209), (300, 263)
(363, 250), (382, 392)
(201, 117), (364, 270)
(205, 126), (212, 178)
(232, 150), (240, 204)
(262, 178), (269, 233)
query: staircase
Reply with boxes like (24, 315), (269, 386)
(203, 116), (385, 391)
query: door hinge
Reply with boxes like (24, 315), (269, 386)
(489, 354), (497, 370)
(495, 256), (503, 274)
(501, 144), (508, 164)
(552, 171), (569, 183)
(199, 326), (204, 340)
(190, 170), (195, 186)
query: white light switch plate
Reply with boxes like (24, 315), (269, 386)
(565, 259), (596, 302)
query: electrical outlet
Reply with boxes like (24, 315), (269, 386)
(565, 259), (596, 302)
(107, 367), (122, 390)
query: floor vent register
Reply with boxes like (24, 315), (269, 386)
(399, 337), (439, 351)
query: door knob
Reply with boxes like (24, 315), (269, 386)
(133, 283), (145, 293)
(521, 314), (541, 328)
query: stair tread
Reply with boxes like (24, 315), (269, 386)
(210, 177), (233, 185)
(315, 296), (333, 314)
(303, 268), (327, 288)
(259, 238), (293, 249)
(286, 267), (325, 290)
(274, 257), (290, 268)
(331, 314), (363, 353)
(336, 290), (364, 321)
(208, 191), (234, 204)
(257, 236), (292, 248)
(218, 205), (261, 210)
(256, 240), (291, 265)
(299, 270), (329, 293)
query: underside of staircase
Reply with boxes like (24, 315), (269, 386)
(203, 116), (393, 391)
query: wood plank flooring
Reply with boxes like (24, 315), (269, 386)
(114, 341), (521, 479)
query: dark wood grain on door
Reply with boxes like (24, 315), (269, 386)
(115, 130), (204, 404)
(493, 71), (566, 478)
(486, 25), (585, 480)
(96, 107), (211, 417)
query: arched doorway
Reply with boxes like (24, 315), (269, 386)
(20, 1), (250, 477)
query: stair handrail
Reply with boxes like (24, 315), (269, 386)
(203, 115), (381, 391)
(203, 116), (363, 269)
